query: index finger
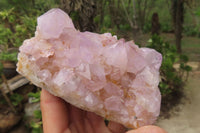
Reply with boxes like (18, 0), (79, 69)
(40, 89), (69, 133)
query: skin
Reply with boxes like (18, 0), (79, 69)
(41, 89), (167, 133)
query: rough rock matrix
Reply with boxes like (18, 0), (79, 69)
(17, 8), (162, 128)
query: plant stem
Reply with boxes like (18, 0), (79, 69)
(0, 87), (17, 113)
(120, 0), (134, 28)
(1, 74), (14, 95)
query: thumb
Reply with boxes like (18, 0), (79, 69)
(108, 121), (126, 133)
(126, 125), (167, 133)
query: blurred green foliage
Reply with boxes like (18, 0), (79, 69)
(147, 35), (192, 95)
(0, 0), (59, 62)
(34, 110), (42, 119)
(28, 91), (41, 103)
(183, 25), (200, 37)
(30, 110), (43, 133)
(0, 51), (18, 61)
(161, 23), (173, 33)
(28, 91), (42, 133)
(30, 121), (43, 133)
(10, 93), (23, 106)
(142, 22), (152, 33)
(95, 0), (200, 38)
(0, 7), (36, 61)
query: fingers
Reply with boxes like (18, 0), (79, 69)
(126, 125), (167, 133)
(68, 105), (86, 133)
(86, 112), (126, 133)
(40, 89), (69, 133)
(108, 121), (126, 133)
(68, 107), (108, 133)
(86, 112), (111, 133)
(84, 116), (95, 133)
(40, 89), (166, 133)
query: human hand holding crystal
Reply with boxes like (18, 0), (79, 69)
(41, 90), (167, 133)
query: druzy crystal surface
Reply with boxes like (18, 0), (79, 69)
(17, 8), (162, 128)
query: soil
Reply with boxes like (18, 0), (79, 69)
(156, 70), (200, 133)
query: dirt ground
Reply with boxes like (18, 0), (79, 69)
(156, 63), (200, 133)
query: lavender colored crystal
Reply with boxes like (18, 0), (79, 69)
(17, 8), (162, 128)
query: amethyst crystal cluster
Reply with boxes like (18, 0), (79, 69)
(17, 8), (162, 128)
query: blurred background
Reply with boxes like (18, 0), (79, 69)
(0, 0), (199, 133)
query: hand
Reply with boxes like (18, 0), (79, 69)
(41, 89), (167, 133)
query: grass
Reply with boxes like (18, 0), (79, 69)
(162, 33), (200, 61)
(174, 34), (200, 62)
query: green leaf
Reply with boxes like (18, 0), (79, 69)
(148, 39), (152, 43)
(159, 82), (169, 90)
(0, 52), (18, 62)
(180, 63), (185, 69)
(28, 92), (40, 98)
(28, 91), (41, 103)
(34, 110), (42, 119)
(32, 127), (43, 133)
(10, 93), (23, 106)
(8, 15), (15, 23)
(180, 54), (189, 63)
(30, 121), (42, 129)
(185, 65), (192, 71)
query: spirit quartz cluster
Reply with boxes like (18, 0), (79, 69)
(17, 8), (162, 128)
